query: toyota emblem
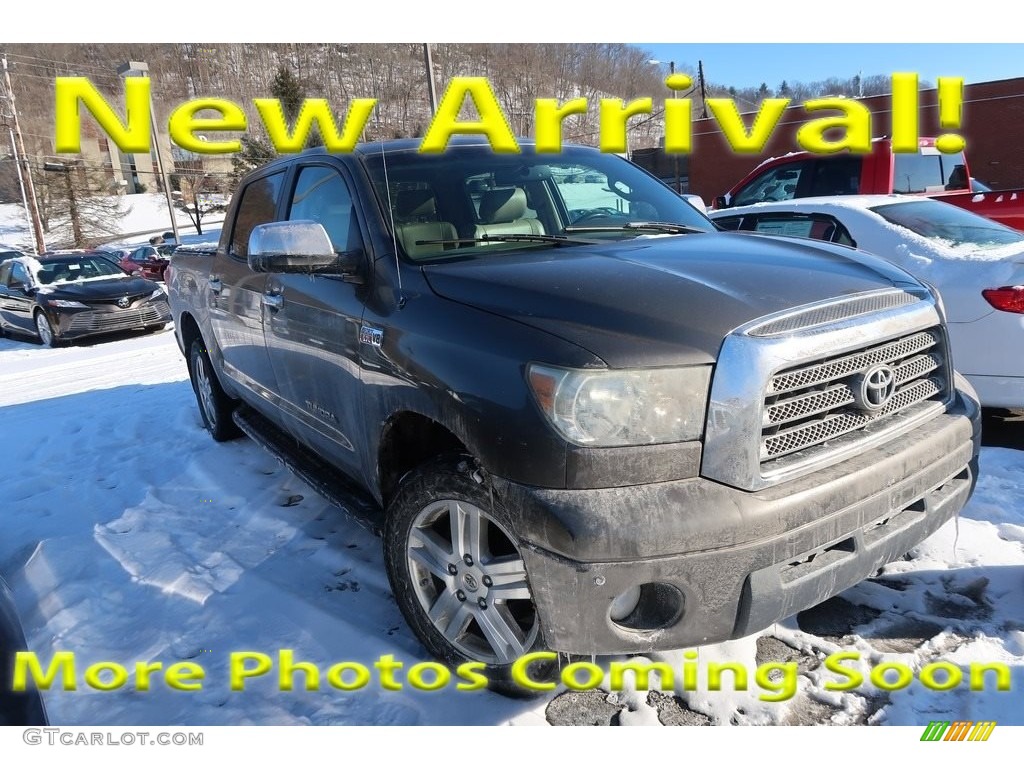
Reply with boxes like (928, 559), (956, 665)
(117, 296), (131, 309)
(853, 364), (896, 413)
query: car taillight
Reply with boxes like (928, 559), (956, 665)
(982, 285), (1024, 314)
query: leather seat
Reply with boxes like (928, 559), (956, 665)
(474, 188), (544, 240)
(392, 189), (458, 259)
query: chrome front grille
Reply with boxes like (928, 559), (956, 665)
(760, 328), (948, 461)
(67, 303), (170, 333)
(701, 290), (950, 491)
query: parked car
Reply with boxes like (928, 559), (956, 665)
(713, 138), (1024, 232)
(169, 139), (979, 689)
(93, 246), (132, 269)
(117, 244), (175, 281)
(710, 195), (1024, 408)
(0, 252), (170, 347)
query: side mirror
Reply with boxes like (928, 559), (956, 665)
(714, 195), (729, 210)
(248, 220), (347, 274)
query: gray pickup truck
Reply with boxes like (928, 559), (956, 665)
(168, 137), (981, 687)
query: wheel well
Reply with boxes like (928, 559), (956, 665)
(178, 312), (202, 363)
(379, 413), (468, 504)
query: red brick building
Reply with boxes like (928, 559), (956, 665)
(687, 77), (1024, 203)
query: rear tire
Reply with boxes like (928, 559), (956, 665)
(188, 339), (241, 441)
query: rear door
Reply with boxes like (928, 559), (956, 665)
(207, 169), (286, 401)
(263, 160), (371, 481)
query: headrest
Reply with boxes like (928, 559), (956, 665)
(394, 189), (437, 220)
(479, 188), (527, 224)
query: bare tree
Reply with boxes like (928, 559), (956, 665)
(36, 160), (130, 248)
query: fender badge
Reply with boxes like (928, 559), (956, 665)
(359, 325), (383, 347)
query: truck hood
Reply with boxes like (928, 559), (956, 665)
(422, 233), (917, 367)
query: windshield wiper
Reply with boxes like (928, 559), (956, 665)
(564, 221), (709, 235)
(415, 233), (595, 247)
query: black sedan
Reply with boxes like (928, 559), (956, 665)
(0, 252), (171, 347)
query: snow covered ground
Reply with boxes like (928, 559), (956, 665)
(1, 328), (1023, 726)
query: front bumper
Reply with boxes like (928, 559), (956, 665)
(49, 300), (171, 340)
(499, 386), (980, 655)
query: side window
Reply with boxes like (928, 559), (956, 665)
(750, 214), (856, 246)
(808, 157), (862, 196)
(287, 165), (364, 254)
(714, 216), (745, 231)
(751, 216), (816, 238)
(131, 248), (148, 262)
(893, 150), (967, 194)
(732, 162), (809, 206)
(0, 263), (11, 286)
(11, 262), (30, 286)
(230, 171), (285, 259)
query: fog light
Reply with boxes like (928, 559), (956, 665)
(609, 582), (685, 632)
(609, 585), (642, 621)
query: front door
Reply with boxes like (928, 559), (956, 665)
(263, 162), (370, 482)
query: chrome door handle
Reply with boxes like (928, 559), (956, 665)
(262, 292), (284, 310)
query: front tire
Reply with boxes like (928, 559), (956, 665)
(188, 339), (240, 441)
(34, 310), (60, 348)
(384, 457), (551, 695)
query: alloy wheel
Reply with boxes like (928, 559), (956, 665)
(35, 313), (54, 346)
(406, 499), (538, 665)
(194, 354), (217, 428)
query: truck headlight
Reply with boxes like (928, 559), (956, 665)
(527, 363), (711, 447)
(46, 299), (87, 308)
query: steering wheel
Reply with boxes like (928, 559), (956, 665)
(570, 208), (629, 226)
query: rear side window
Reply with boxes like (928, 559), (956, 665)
(893, 150), (968, 193)
(808, 157), (862, 196)
(229, 172), (285, 259)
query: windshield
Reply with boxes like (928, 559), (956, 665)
(871, 200), (1024, 251)
(362, 145), (713, 262)
(34, 255), (127, 285)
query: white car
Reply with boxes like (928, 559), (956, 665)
(711, 195), (1024, 409)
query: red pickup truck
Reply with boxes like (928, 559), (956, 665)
(714, 138), (1024, 232)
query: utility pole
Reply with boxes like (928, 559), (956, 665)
(697, 60), (709, 119)
(4, 122), (31, 236)
(2, 55), (46, 255)
(423, 44), (439, 116)
(117, 61), (180, 243)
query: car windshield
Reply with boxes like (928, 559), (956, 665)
(362, 144), (713, 263)
(34, 255), (127, 285)
(871, 200), (1024, 251)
